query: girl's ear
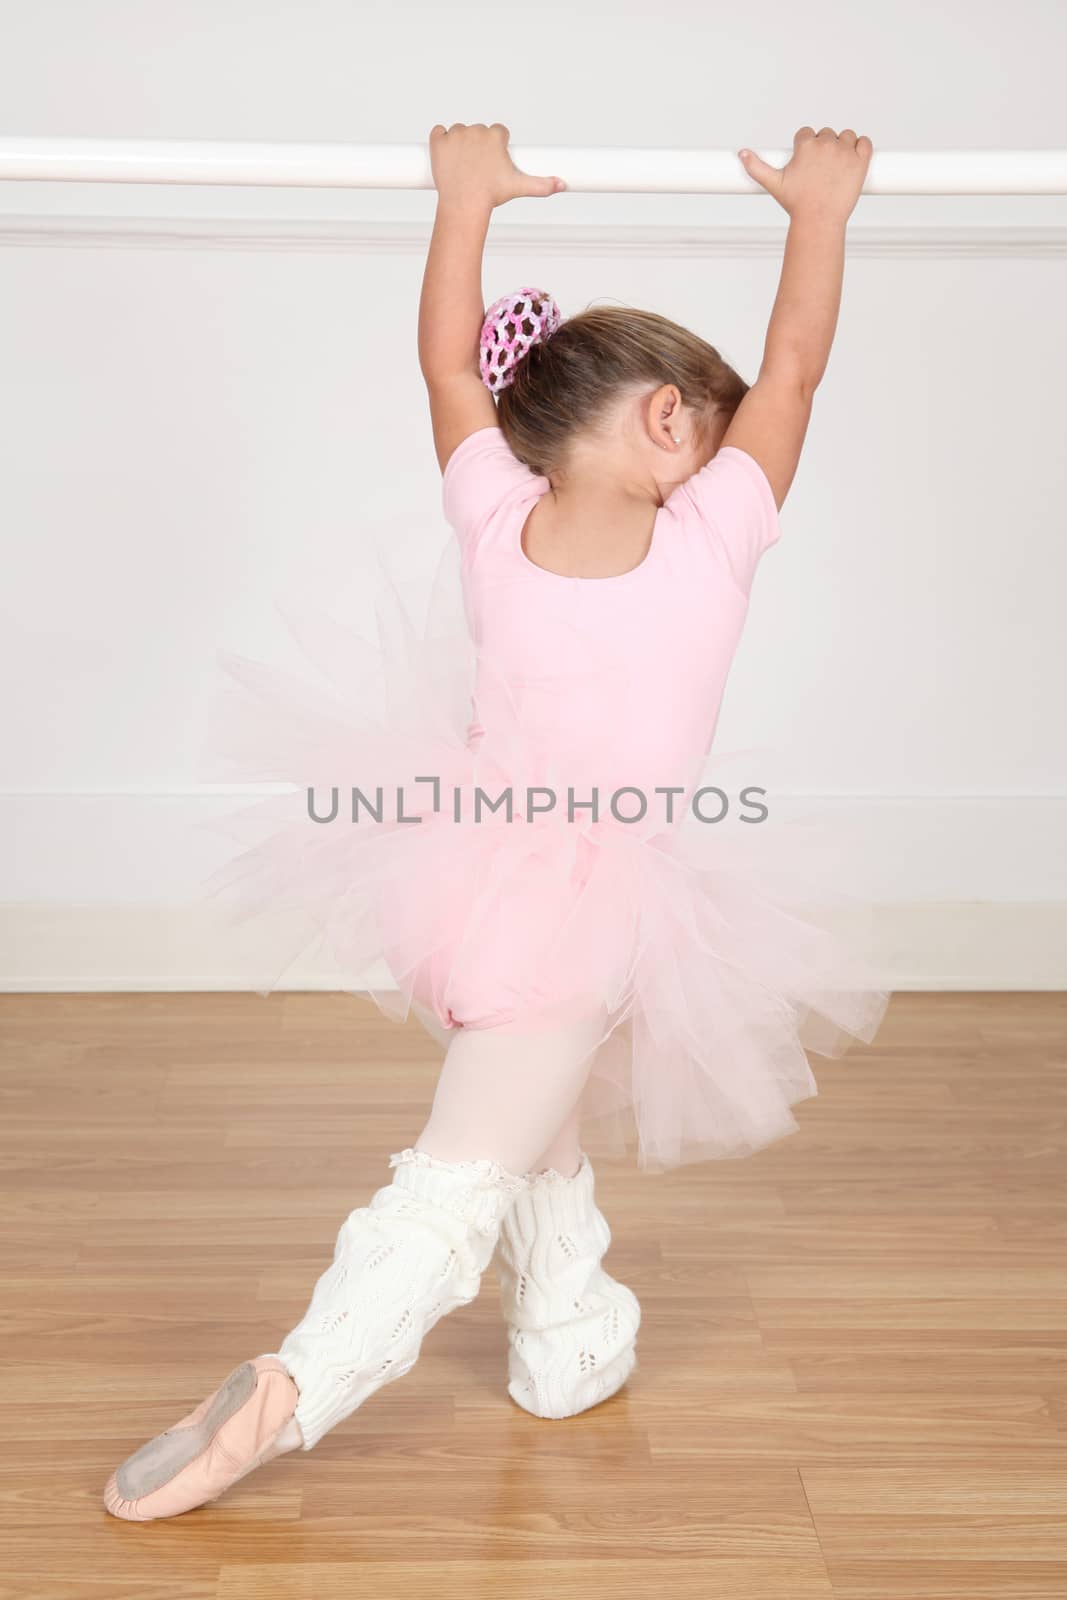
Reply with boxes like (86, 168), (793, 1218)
(660, 382), (683, 424)
(646, 383), (683, 449)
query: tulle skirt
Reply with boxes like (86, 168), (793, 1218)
(197, 533), (889, 1174)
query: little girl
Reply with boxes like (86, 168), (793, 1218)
(105, 122), (885, 1520)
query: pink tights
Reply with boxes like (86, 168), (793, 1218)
(413, 1014), (606, 1179)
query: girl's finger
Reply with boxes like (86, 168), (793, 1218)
(839, 128), (858, 146)
(517, 172), (566, 197)
(737, 149), (783, 193)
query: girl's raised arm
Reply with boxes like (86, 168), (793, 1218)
(419, 123), (564, 474)
(720, 127), (873, 510)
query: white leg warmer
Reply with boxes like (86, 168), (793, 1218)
(264, 1148), (528, 1451)
(494, 1151), (641, 1420)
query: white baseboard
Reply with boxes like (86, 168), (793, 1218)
(1, 900), (1064, 992)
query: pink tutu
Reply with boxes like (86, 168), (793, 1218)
(197, 535), (889, 1174)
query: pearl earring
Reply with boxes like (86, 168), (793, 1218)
(671, 434), (682, 444)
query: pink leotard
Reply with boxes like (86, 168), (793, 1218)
(442, 426), (780, 810)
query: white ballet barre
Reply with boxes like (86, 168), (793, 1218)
(1, 139), (1066, 195)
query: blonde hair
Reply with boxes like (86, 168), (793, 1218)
(496, 303), (749, 478)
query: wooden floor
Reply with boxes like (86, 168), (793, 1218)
(1, 991), (1065, 1598)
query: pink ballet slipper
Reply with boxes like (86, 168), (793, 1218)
(103, 1355), (303, 1521)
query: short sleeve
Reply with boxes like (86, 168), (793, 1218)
(679, 445), (781, 594)
(441, 426), (546, 557)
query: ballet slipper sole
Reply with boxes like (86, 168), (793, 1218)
(104, 1356), (302, 1521)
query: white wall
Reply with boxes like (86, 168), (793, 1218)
(2, 0), (1066, 990)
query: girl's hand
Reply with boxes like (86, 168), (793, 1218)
(428, 122), (565, 211)
(738, 127), (873, 222)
